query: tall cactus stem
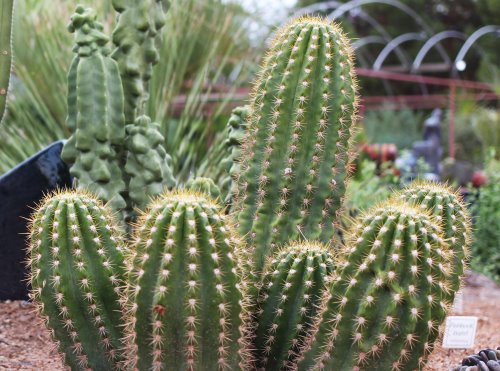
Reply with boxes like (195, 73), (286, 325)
(235, 17), (358, 274)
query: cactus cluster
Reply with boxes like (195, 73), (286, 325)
(0, 0), (14, 125)
(25, 7), (475, 371)
(299, 201), (454, 370)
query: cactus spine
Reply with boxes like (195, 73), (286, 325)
(27, 190), (126, 370)
(299, 201), (454, 370)
(111, 0), (168, 123)
(395, 181), (472, 301)
(61, 6), (127, 212)
(0, 0), (14, 124)
(253, 242), (335, 370)
(235, 17), (358, 274)
(124, 190), (248, 370)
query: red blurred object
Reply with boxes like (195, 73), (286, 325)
(472, 170), (487, 188)
(361, 143), (397, 163)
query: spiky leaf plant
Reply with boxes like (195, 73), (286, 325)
(123, 190), (250, 370)
(235, 17), (358, 274)
(253, 242), (336, 370)
(27, 190), (126, 370)
(299, 201), (455, 371)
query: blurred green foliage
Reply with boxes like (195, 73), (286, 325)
(471, 149), (500, 283)
(362, 108), (424, 149)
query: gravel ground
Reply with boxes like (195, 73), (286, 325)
(0, 271), (498, 371)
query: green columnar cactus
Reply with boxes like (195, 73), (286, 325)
(220, 106), (250, 204)
(124, 115), (176, 212)
(61, 6), (127, 212)
(395, 181), (472, 301)
(298, 201), (454, 371)
(27, 190), (126, 370)
(0, 0), (14, 124)
(235, 17), (358, 273)
(253, 242), (335, 370)
(111, 0), (168, 123)
(123, 190), (249, 370)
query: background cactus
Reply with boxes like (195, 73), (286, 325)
(111, 0), (168, 124)
(123, 190), (249, 370)
(395, 181), (472, 302)
(253, 242), (335, 370)
(27, 190), (126, 370)
(61, 5), (127, 212)
(299, 201), (455, 370)
(235, 17), (358, 274)
(0, 0), (14, 124)
(124, 115), (176, 213)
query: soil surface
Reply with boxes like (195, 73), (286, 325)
(0, 271), (498, 370)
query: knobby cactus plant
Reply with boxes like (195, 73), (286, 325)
(299, 201), (454, 370)
(27, 190), (126, 370)
(0, 0), (15, 124)
(25, 3), (474, 370)
(234, 17), (358, 274)
(62, 5), (175, 222)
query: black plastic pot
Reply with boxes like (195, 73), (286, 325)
(0, 141), (71, 300)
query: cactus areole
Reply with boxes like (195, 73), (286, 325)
(235, 17), (358, 274)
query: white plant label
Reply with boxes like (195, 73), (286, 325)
(452, 290), (464, 313)
(442, 316), (478, 349)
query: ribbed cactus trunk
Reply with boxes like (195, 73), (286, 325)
(27, 190), (126, 370)
(299, 201), (454, 370)
(0, 0), (14, 124)
(235, 17), (358, 274)
(253, 243), (335, 370)
(124, 191), (249, 370)
(395, 181), (472, 301)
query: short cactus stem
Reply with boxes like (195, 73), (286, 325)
(235, 17), (358, 274)
(27, 190), (126, 370)
(253, 242), (336, 370)
(299, 201), (454, 371)
(124, 190), (248, 370)
(395, 181), (472, 300)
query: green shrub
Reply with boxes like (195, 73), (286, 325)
(471, 149), (500, 282)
